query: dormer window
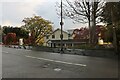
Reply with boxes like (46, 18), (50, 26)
(46, 36), (49, 39)
(52, 35), (55, 38)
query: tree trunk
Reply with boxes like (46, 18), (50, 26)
(113, 27), (118, 54)
(88, 20), (92, 44)
(31, 30), (36, 46)
(88, 2), (92, 44)
(111, 5), (118, 54)
(91, 2), (97, 45)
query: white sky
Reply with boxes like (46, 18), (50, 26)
(0, 0), (88, 31)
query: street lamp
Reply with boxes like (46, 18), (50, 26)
(60, 0), (64, 53)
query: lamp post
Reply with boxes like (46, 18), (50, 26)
(60, 0), (63, 53)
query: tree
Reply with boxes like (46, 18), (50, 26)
(101, 2), (120, 54)
(0, 25), (2, 43)
(56, 0), (105, 44)
(2, 26), (29, 39)
(4, 33), (16, 45)
(22, 15), (53, 45)
(101, 2), (120, 24)
(73, 27), (89, 40)
(103, 25), (114, 42)
(73, 25), (106, 42)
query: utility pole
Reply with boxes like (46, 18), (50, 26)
(60, 0), (63, 53)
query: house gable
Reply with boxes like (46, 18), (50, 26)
(43, 28), (73, 46)
(48, 28), (69, 40)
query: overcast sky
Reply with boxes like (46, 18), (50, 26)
(1, 0), (119, 30)
(0, 0), (88, 31)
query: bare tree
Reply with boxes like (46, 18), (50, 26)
(56, 0), (105, 44)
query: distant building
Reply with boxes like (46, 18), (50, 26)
(67, 29), (74, 35)
(43, 28), (88, 48)
(43, 28), (73, 47)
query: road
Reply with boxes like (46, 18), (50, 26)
(2, 46), (118, 78)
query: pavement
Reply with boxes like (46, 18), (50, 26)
(2, 46), (118, 78)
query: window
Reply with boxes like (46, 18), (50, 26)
(52, 35), (55, 38)
(46, 36), (49, 39)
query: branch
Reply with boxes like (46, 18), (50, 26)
(66, 0), (87, 16)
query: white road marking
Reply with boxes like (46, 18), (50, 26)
(54, 68), (62, 71)
(50, 53), (57, 54)
(2, 50), (86, 67)
(25, 55), (87, 67)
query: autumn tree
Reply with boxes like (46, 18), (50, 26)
(4, 33), (16, 45)
(22, 15), (53, 45)
(56, 0), (105, 44)
(73, 27), (89, 40)
(73, 25), (106, 42)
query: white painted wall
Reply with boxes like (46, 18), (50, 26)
(43, 29), (73, 46)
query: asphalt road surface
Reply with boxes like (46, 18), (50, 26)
(2, 46), (118, 78)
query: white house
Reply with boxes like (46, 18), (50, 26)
(43, 28), (73, 47)
(43, 28), (88, 48)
